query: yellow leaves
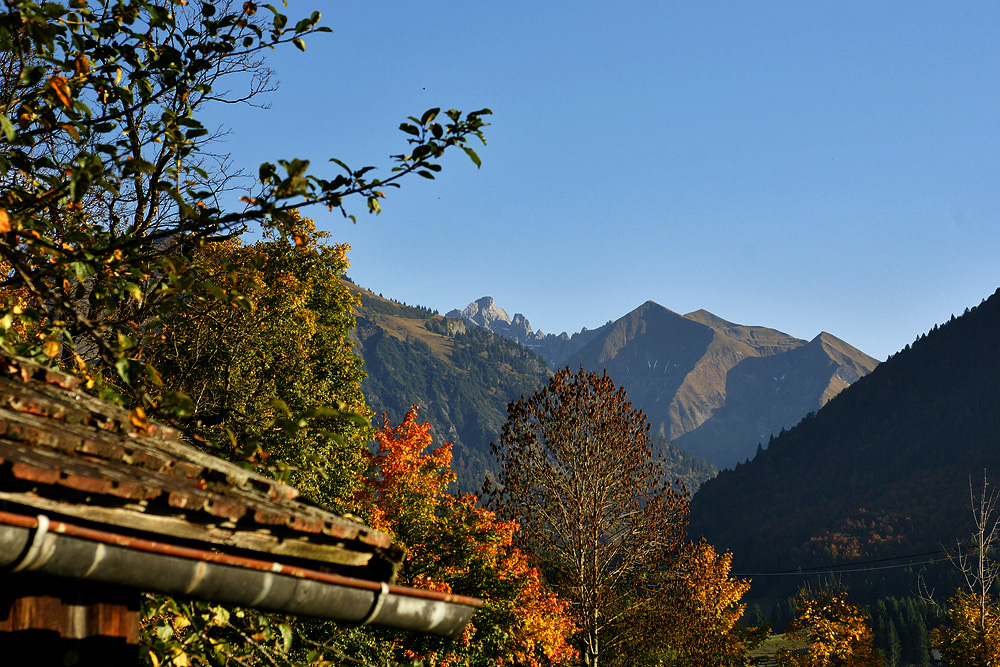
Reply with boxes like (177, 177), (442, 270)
(779, 589), (883, 667)
(73, 53), (90, 78)
(936, 591), (1000, 667)
(59, 123), (81, 142)
(0, 209), (10, 234)
(41, 338), (61, 359)
(129, 407), (152, 432)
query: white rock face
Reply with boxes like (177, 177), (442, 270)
(460, 296), (512, 329)
(447, 297), (544, 345)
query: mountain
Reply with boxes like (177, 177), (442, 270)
(449, 298), (878, 468)
(445, 297), (613, 364)
(349, 284), (717, 493)
(688, 288), (1000, 601)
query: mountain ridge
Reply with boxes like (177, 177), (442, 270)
(347, 282), (718, 493)
(448, 296), (878, 467)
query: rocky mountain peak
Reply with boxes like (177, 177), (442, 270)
(447, 297), (544, 346)
(447, 296), (511, 329)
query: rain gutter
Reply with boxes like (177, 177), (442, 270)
(0, 510), (480, 639)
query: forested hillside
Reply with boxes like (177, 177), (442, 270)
(689, 287), (1000, 602)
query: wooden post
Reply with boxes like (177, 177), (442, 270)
(0, 574), (139, 666)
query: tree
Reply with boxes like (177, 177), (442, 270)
(141, 213), (371, 508)
(614, 540), (761, 667)
(348, 406), (577, 667)
(0, 3), (491, 665)
(489, 367), (692, 667)
(931, 472), (1000, 666)
(0, 0), (489, 401)
(777, 589), (884, 667)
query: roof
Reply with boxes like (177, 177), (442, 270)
(0, 350), (481, 637)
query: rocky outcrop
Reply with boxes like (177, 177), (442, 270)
(448, 297), (547, 347)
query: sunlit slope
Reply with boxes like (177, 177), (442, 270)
(568, 301), (878, 467)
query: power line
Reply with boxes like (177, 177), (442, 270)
(732, 544), (971, 578)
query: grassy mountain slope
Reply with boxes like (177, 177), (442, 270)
(688, 287), (1000, 599)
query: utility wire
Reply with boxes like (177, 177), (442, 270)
(732, 544), (975, 578)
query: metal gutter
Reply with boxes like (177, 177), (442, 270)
(0, 511), (481, 639)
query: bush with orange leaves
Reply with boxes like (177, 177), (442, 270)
(353, 407), (577, 667)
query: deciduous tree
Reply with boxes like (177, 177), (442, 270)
(777, 589), (883, 667)
(931, 472), (1000, 667)
(489, 367), (690, 667)
(350, 406), (577, 667)
(142, 213), (370, 507)
(614, 540), (760, 667)
(0, 0), (489, 399)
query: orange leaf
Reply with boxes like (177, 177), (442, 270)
(73, 54), (90, 77)
(129, 407), (150, 430)
(48, 75), (72, 106)
(0, 209), (10, 233)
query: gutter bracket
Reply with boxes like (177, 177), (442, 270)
(11, 514), (50, 572)
(360, 582), (389, 626)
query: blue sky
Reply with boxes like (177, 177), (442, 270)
(208, 2), (1000, 361)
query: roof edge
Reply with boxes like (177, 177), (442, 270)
(0, 511), (480, 639)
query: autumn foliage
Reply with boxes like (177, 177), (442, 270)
(356, 407), (577, 666)
(777, 589), (884, 667)
(933, 590), (1000, 667)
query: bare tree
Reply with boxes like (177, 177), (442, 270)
(952, 472), (1000, 630)
(920, 471), (1000, 666)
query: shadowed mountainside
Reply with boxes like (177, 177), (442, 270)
(689, 287), (1000, 600)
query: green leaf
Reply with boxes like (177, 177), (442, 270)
(69, 262), (90, 279)
(399, 123), (420, 136)
(124, 282), (143, 302)
(0, 114), (14, 142)
(156, 623), (174, 642)
(115, 358), (141, 385)
(279, 623), (292, 652)
(462, 146), (482, 168)
(145, 363), (163, 387)
(117, 332), (136, 351)
(292, 37), (305, 51)
(420, 108), (440, 125)
(197, 281), (227, 302)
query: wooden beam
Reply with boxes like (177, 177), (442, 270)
(0, 575), (139, 666)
